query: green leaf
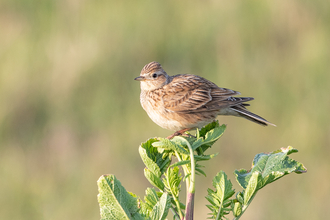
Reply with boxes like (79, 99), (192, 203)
(194, 153), (219, 161)
(164, 166), (182, 198)
(206, 171), (235, 220)
(243, 172), (259, 205)
(231, 147), (307, 219)
(198, 120), (221, 137)
(236, 192), (244, 204)
(232, 201), (242, 217)
(195, 167), (207, 177)
(152, 138), (189, 155)
(169, 160), (191, 168)
(163, 166), (184, 218)
(97, 175), (143, 220)
(139, 138), (171, 177)
(150, 192), (171, 220)
(193, 124), (226, 153)
(144, 168), (165, 191)
(213, 171), (235, 203)
(171, 135), (194, 147)
(140, 188), (159, 215)
(234, 146), (307, 190)
(194, 163), (206, 177)
(139, 188), (171, 220)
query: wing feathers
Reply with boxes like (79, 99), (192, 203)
(162, 74), (254, 113)
(161, 74), (273, 127)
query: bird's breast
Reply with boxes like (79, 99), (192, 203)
(140, 90), (184, 131)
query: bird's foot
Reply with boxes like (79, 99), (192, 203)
(166, 128), (192, 139)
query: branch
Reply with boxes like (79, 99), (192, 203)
(175, 136), (195, 220)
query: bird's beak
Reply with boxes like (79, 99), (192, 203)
(134, 76), (145, 81)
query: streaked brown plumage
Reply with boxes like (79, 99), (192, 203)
(135, 61), (275, 139)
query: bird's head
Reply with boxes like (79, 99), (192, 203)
(134, 61), (170, 91)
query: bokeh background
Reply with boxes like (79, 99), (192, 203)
(1, 0), (329, 219)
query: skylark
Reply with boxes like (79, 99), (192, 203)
(135, 61), (275, 139)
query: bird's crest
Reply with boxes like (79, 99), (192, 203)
(141, 61), (163, 75)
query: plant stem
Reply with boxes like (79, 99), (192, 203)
(170, 207), (181, 220)
(215, 205), (222, 220)
(185, 191), (194, 220)
(175, 136), (196, 220)
(187, 146), (195, 194)
(174, 151), (190, 192)
(174, 200), (183, 219)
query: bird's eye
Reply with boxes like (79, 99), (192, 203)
(152, 73), (158, 78)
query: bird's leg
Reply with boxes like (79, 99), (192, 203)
(167, 128), (192, 139)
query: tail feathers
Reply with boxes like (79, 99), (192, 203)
(230, 106), (276, 127)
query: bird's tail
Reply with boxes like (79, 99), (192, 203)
(230, 105), (276, 126)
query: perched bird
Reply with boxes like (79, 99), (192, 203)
(135, 61), (275, 139)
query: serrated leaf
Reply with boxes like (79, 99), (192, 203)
(243, 172), (259, 205)
(152, 138), (189, 155)
(97, 175), (143, 220)
(171, 136), (194, 147)
(235, 146), (307, 190)
(169, 160), (191, 168)
(139, 138), (171, 177)
(163, 166), (183, 217)
(271, 146), (299, 155)
(193, 124), (226, 153)
(163, 166), (182, 198)
(198, 120), (221, 137)
(139, 188), (159, 218)
(144, 168), (165, 191)
(194, 153), (219, 161)
(139, 188), (171, 220)
(150, 192), (171, 220)
(206, 171), (235, 219)
(213, 171), (235, 202)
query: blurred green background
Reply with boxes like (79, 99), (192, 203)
(1, 0), (329, 219)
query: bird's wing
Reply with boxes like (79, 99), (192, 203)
(162, 74), (242, 112)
